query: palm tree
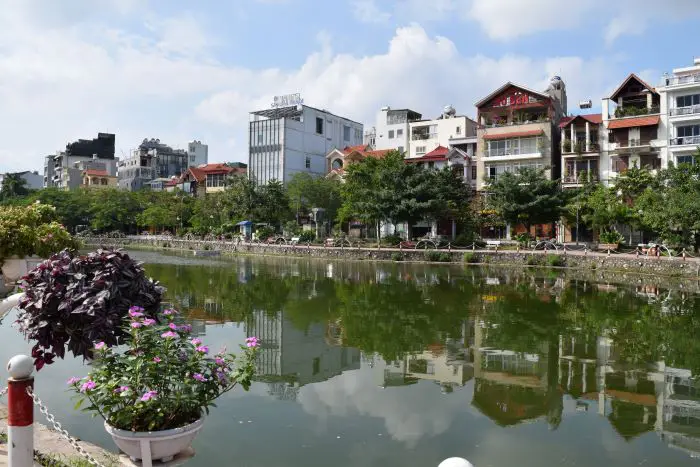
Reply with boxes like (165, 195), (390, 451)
(0, 173), (29, 200)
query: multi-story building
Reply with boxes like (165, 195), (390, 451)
(248, 102), (363, 185)
(118, 138), (187, 191)
(187, 140), (209, 167)
(559, 114), (603, 188)
(44, 133), (117, 189)
(408, 106), (477, 160)
(601, 74), (664, 182)
(367, 107), (423, 153)
(176, 163), (246, 197)
(475, 77), (567, 192)
(0, 171), (43, 192)
(658, 58), (700, 166)
(80, 168), (118, 189)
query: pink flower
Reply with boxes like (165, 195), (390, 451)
(128, 306), (144, 318)
(246, 337), (259, 348)
(168, 323), (178, 330)
(130, 322), (142, 329)
(67, 377), (81, 385)
(114, 386), (130, 394)
(215, 357), (225, 366)
(195, 346), (209, 354)
(142, 318), (156, 326)
(80, 380), (96, 392)
(94, 342), (106, 350)
(140, 390), (157, 402)
(162, 309), (178, 316)
(179, 324), (192, 333)
(192, 373), (207, 382)
(161, 331), (178, 339)
(153, 357), (162, 363)
(190, 338), (202, 346)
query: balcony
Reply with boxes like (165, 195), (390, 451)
(562, 140), (600, 155)
(411, 133), (438, 141)
(563, 172), (599, 185)
(665, 73), (700, 87)
(670, 105), (700, 117)
(670, 136), (700, 146)
(612, 105), (660, 119)
(484, 148), (541, 158)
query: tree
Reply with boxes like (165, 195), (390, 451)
(32, 189), (92, 232)
(486, 168), (563, 235)
(578, 184), (630, 237)
(89, 189), (141, 233)
(0, 173), (30, 201)
(287, 173), (342, 226)
(137, 205), (178, 232)
(256, 180), (292, 228)
(339, 153), (392, 238)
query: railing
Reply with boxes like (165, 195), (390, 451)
(665, 73), (700, 86)
(411, 133), (438, 141)
(484, 148), (540, 158)
(563, 173), (599, 184)
(670, 135), (700, 146)
(670, 105), (700, 116)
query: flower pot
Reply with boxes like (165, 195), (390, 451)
(104, 418), (204, 463)
(597, 243), (618, 252)
(1, 256), (42, 283)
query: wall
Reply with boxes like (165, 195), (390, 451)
(408, 116), (476, 159)
(187, 141), (209, 167)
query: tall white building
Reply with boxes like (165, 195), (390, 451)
(368, 107), (423, 153)
(248, 101), (363, 184)
(658, 58), (700, 166)
(408, 106), (478, 160)
(187, 140), (209, 167)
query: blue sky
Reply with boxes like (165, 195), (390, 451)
(1, 0), (700, 172)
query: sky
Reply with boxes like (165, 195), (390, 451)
(2, 0), (700, 173)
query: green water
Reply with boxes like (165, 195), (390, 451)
(2, 250), (700, 466)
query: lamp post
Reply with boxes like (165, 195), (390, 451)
(575, 204), (580, 245)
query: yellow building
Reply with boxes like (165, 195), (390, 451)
(81, 169), (117, 189)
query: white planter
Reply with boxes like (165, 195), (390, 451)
(1, 256), (42, 283)
(104, 418), (204, 464)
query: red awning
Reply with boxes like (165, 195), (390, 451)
(483, 129), (544, 140)
(608, 115), (660, 129)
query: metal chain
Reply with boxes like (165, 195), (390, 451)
(0, 386), (7, 398)
(26, 387), (108, 467)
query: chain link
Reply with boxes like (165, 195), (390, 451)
(26, 387), (108, 467)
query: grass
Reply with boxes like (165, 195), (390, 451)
(390, 252), (403, 262)
(35, 452), (119, 467)
(0, 430), (6, 444)
(545, 255), (566, 267)
(463, 252), (478, 263)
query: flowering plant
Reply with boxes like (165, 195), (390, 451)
(68, 306), (259, 432)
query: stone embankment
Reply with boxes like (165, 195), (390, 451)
(83, 237), (700, 278)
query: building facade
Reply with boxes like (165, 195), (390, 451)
(559, 114), (603, 188)
(368, 107), (423, 153)
(44, 133), (117, 189)
(81, 169), (118, 189)
(118, 138), (187, 191)
(408, 106), (477, 160)
(248, 104), (363, 185)
(658, 58), (700, 166)
(475, 77), (567, 192)
(187, 140), (209, 167)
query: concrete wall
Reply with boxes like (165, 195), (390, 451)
(408, 116), (477, 159)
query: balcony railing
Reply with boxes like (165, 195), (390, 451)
(563, 173), (599, 184)
(670, 105), (700, 117)
(411, 133), (438, 141)
(665, 73), (700, 86)
(484, 148), (540, 158)
(562, 141), (600, 153)
(670, 135), (700, 146)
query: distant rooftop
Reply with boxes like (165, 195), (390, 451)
(251, 104), (362, 126)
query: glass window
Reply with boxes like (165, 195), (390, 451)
(397, 129), (403, 137)
(343, 125), (350, 141)
(677, 95), (700, 107)
(678, 125), (700, 137)
(416, 146), (426, 155)
(471, 166), (477, 180)
(456, 126), (461, 135)
(305, 156), (311, 169)
(388, 130), (395, 139)
(397, 146), (404, 153)
(315, 117), (323, 135)
(678, 155), (695, 165)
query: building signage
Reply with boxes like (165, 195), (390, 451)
(492, 91), (538, 108)
(271, 93), (304, 108)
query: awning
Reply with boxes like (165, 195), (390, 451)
(483, 129), (544, 140)
(608, 115), (660, 130)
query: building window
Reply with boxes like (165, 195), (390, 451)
(416, 146), (426, 155)
(456, 126), (461, 135)
(332, 159), (343, 170)
(190, 156), (196, 163)
(343, 125), (350, 141)
(428, 161), (435, 169)
(388, 130), (395, 139)
(471, 166), (477, 180)
(257, 134), (263, 144)
(396, 129), (403, 137)
(355, 129), (362, 140)
(397, 146), (404, 153)
(676, 94), (700, 108)
(678, 155), (695, 165)
(316, 117), (324, 135)
(486, 137), (539, 157)
(305, 156), (311, 169)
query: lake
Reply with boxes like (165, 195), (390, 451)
(2, 250), (700, 466)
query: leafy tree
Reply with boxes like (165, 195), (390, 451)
(89, 189), (141, 233)
(31, 189), (92, 232)
(579, 184), (630, 237)
(137, 205), (178, 232)
(256, 180), (292, 228)
(485, 168), (563, 234)
(287, 173), (342, 226)
(339, 153), (390, 237)
(0, 173), (30, 201)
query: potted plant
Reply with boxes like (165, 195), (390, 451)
(562, 139), (572, 153)
(16, 249), (164, 369)
(0, 203), (78, 282)
(67, 308), (259, 463)
(598, 229), (624, 251)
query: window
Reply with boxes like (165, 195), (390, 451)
(416, 146), (426, 155)
(388, 130), (395, 139)
(488, 167), (497, 180)
(397, 146), (404, 153)
(678, 125), (700, 137)
(343, 125), (350, 141)
(678, 155), (695, 165)
(257, 134), (263, 144)
(486, 137), (540, 157)
(396, 129), (403, 137)
(428, 161), (435, 169)
(355, 129), (362, 140)
(676, 94), (700, 108)
(456, 126), (461, 135)
(332, 159), (343, 170)
(305, 156), (311, 169)
(471, 166), (477, 180)
(190, 156), (196, 163)
(315, 117), (323, 135)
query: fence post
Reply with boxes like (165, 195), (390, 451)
(7, 354), (34, 467)
(607, 248), (611, 257)
(683, 248), (687, 261)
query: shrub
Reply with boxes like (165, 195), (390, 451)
(515, 233), (532, 246)
(526, 255), (541, 266)
(17, 249), (165, 370)
(463, 252), (478, 263)
(546, 255), (565, 267)
(255, 226), (276, 241)
(283, 221), (302, 237)
(599, 230), (624, 245)
(0, 204), (78, 265)
(68, 308), (258, 432)
(454, 232), (478, 247)
(438, 252), (452, 262)
(298, 231), (316, 243)
(381, 234), (403, 246)
(391, 252), (403, 262)
(424, 250), (441, 262)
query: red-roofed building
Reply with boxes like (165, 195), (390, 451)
(80, 168), (117, 189)
(175, 163), (247, 196)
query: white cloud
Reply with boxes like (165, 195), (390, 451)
(351, 0), (392, 24)
(0, 2), (628, 174)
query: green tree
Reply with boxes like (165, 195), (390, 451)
(89, 189), (141, 233)
(579, 184), (630, 238)
(338, 154), (390, 237)
(287, 173), (342, 226)
(486, 167), (563, 234)
(137, 205), (178, 232)
(31, 188), (92, 232)
(256, 180), (292, 228)
(0, 173), (30, 201)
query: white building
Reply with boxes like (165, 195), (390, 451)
(408, 106), (478, 160)
(248, 100), (363, 185)
(0, 171), (43, 192)
(658, 58), (700, 166)
(187, 140), (209, 167)
(367, 107), (423, 153)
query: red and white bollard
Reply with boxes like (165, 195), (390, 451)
(7, 354), (34, 467)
